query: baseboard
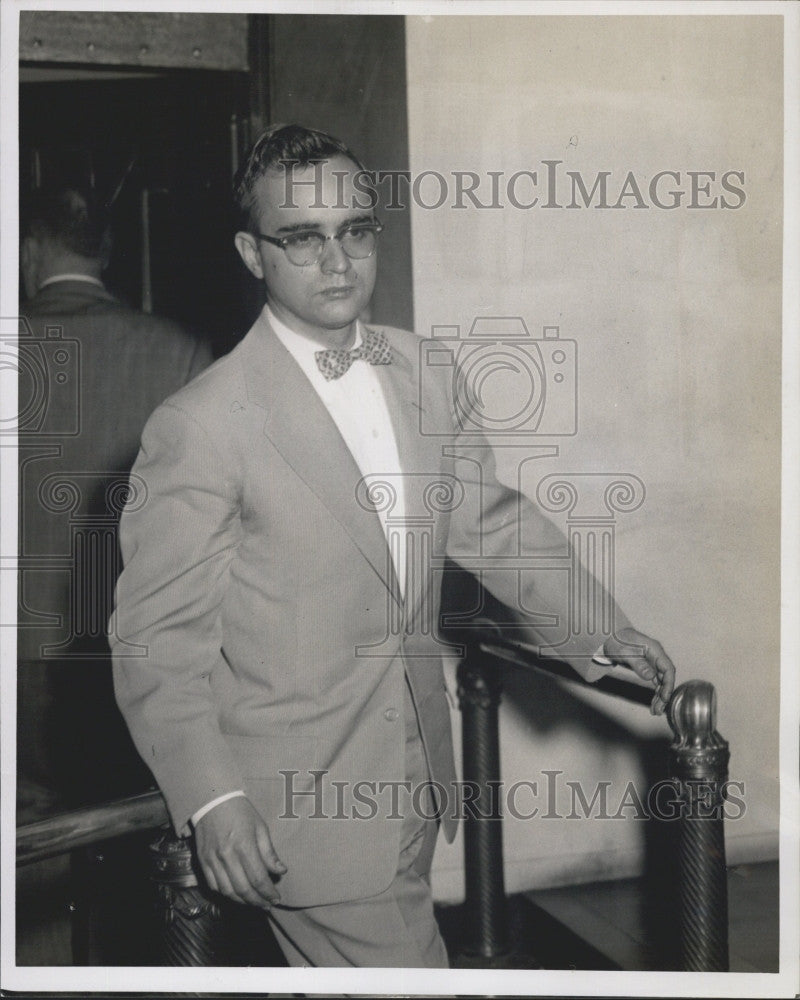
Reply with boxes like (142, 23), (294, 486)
(432, 827), (780, 904)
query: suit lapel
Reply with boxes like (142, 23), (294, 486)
(242, 314), (402, 607)
(372, 331), (449, 625)
(372, 332), (443, 488)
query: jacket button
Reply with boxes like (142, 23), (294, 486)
(384, 708), (399, 721)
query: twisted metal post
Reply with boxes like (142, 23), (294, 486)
(150, 829), (221, 966)
(457, 649), (510, 960)
(667, 680), (730, 971)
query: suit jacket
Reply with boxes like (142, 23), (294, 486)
(112, 309), (629, 906)
(17, 280), (211, 803)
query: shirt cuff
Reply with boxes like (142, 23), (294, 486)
(190, 790), (247, 828)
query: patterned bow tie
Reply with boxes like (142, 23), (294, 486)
(315, 329), (393, 381)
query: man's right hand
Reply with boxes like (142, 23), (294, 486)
(193, 796), (286, 909)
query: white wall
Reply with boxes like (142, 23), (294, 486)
(404, 15), (783, 901)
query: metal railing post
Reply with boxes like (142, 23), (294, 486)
(667, 680), (730, 971)
(150, 829), (221, 966)
(456, 647), (510, 960)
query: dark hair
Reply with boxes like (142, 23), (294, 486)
(23, 186), (108, 260)
(233, 123), (371, 231)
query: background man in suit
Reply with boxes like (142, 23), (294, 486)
(111, 125), (676, 967)
(18, 186), (212, 814)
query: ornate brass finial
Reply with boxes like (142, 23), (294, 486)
(667, 681), (729, 786)
(669, 680), (723, 748)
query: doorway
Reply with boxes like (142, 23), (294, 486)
(20, 66), (258, 355)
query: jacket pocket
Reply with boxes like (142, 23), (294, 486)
(221, 732), (319, 781)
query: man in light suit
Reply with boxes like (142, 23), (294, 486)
(111, 125), (675, 967)
(18, 185), (212, 811)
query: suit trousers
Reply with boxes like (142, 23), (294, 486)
(266, 677), (449, 967)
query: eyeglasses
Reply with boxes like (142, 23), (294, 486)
(252, 219), (383, 267)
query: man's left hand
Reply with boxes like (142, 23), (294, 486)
(603, 628), (676, 715)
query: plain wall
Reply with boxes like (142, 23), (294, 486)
(268, 14), (414, 331)
(404, 15), (783, 900)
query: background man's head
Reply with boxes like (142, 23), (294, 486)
(233, 124), (380, 345)
(21, 186), (110, 299)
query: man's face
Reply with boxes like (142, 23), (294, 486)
(239, 155), (378, 346)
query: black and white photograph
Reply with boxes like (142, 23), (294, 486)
(1, 2), (797, 996)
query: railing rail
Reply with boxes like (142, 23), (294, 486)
(17, 790), (168, 866)
(474, 632), (657, 706)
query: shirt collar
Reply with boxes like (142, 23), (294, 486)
(38, 273), (105, 291)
